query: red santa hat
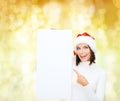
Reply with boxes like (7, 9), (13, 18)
(74, 32), (96, 53)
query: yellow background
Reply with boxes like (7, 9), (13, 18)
(0, 0), (120, 101)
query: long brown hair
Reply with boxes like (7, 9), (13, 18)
(76, 47), (95, 66)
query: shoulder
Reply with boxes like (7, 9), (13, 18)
(92, 63), (107, 76)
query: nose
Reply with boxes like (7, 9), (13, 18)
(79, 48), (84, 54)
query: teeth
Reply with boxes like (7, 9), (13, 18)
(80, 55), (87, 59)
(81, 55), (86, 57)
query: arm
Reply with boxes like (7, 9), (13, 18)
(95, 70), (107, 101)
(74, 69), (107, 101)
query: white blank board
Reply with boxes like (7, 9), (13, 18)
(36, 29), (72, 100)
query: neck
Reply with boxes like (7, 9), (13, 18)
(80, 61), (90, 65)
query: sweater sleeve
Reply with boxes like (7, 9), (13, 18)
(83, 70), (107, 101)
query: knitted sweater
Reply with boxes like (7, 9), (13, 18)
(71, 61), (107, 101)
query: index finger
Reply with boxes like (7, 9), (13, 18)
(73, 69), (81, 76)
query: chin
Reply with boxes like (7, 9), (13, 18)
(81, 60), (88, 62)
(80, 59), (90, 62)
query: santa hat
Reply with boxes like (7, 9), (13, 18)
(74, 32), (96, 53)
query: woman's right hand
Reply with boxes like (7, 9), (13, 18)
(73, 69), (89, 86)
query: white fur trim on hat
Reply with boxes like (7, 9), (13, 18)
(74, 36), (96, 53)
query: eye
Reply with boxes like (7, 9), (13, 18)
(76, 47), (80, 50)
(83, 46), (89, 49)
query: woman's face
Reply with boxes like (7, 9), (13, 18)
(76, 43), (91, 62)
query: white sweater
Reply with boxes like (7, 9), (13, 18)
(71, 61), (107, 101)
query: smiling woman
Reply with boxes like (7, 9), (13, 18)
(72, 32), (107, 101)
(1, 0), (120, 101)
(76, 43), (93, 63)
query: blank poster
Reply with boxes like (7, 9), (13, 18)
(36, 29), (72, 100)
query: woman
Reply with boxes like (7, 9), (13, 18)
(72, 32), (107, 101)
